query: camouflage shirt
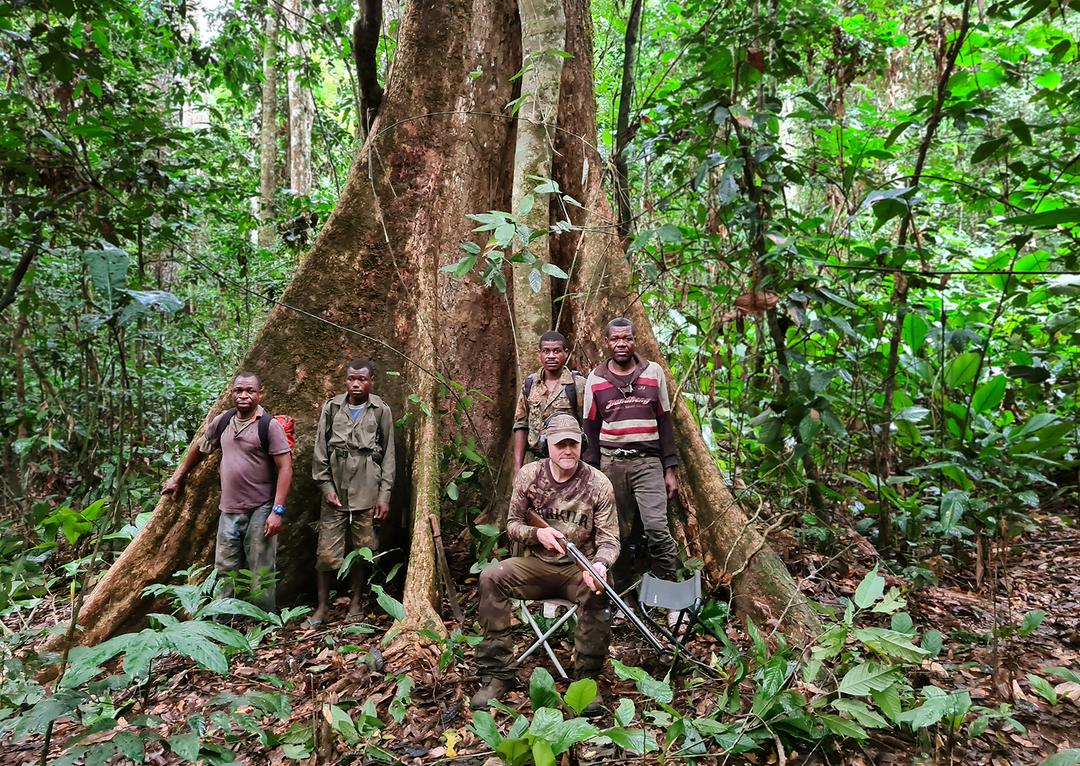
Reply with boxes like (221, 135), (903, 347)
(506, 460), (620, 567)
(512, 366), (586, 452)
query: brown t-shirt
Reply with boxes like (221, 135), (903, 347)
(506, 460), (620, 567)
(201, 407), (291, 513)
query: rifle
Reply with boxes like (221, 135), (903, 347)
(524, 509), (666, 654)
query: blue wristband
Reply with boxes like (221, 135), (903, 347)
(272, 504), (286, 517)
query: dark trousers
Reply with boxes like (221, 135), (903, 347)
(475, 556), (612, 679)
(601, 455), (678, 586)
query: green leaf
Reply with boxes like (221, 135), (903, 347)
(550, 718), (600, 754)
(884, 120), (913, 148)
(13, 693), (82, 740)
(639, 674), (673, 704)
(1041, 749), (1080, 766)
(854, 627), (930, 663)
(614, 697), (635, 727)
(902, 313), (929, 353)
(469, 710), (501, 749)
(1002, 207), (1080, 229)
(873, 588), (907, 615)
(518, 194), (535, 217)
(167, 732), (201, 762)
(1019, 609), (1046, 636)
(838, 662), (898, 696)
(1035, 70), (1061, 90)
(971, 136), (1008, 164)
(532, 739), (555, 766)
(113, 731), (145, 762)
(819, 712), (869, 740)
(563, 678), (597, 715)
(529, 667), (561, 711)
(528, 707), (565, 740)
(163, 630), (228, 675)
(871, 685), (902, 722)
(610, 659), (647, 683)
(1027, 674), (1058, 704)
(658, 223), (682, 244)
(494, 222), (516, 247)
(602, 727), (659, 754)
(540, 262), (569, 280)
(853, 566), (885, 609)
(496, 737), (531, 765)
(971, 375), (1006, 414)
(944, 352), (981, 388)
(528, 267), (542, 293)
(921, 630), (943, 657)
(1006, 118), (1032, 146)
(370, 584), (406, 622)
(83, 247), (130, 310)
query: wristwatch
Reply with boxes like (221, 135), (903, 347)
(272, 504), (286, 517)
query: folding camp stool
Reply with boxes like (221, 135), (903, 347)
(637, 571), (705, 643)
(513, 598), (577, 679)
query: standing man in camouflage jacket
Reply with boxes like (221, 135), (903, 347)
(472, 414), (619, 715)
(511, 331), (586, 479)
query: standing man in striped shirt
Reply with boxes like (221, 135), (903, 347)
(582, 318), (681, 618)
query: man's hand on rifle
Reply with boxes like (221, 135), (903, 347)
(582, 562), (607, 594)
(536, 526), (567, 555)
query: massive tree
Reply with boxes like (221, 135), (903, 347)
(63, 0), (818, 650)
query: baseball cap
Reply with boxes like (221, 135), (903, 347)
(544, 413), (582, 443)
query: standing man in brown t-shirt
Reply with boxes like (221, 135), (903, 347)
(471, 413), (619, 715)
(162, 373), (293, 612)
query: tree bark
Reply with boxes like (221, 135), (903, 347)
(286, 0), (313, 195)
(510, 0), (566, 376)
(60, 0), (818, 652)
(257, 4), (279, 247)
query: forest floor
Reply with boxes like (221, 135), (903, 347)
(8, 511), (1080, 765)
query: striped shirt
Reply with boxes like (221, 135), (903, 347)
(582, 355), (679, 469)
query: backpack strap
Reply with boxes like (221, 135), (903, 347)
(257, 413), (272, 454)
(564, 372), (579, 418)
(323, 399), (340, 452)
(211, 408), (237, 447)
(522, 373), (536, 399)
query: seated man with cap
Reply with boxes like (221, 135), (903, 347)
(471, 413), (620, 715)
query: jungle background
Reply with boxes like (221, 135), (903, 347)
(0, 0), (1078, 762)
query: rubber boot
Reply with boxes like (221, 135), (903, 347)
(470, 677), (513, 709)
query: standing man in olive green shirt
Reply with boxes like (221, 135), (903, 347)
(511, 331), (586, 479)
(311, 359), (396, 624)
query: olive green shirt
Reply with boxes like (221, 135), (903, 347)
(312, 393), (396, 510)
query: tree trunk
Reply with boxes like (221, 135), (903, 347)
(286, 0), (313, 195)
(61, 0), (818, 652)
(612, 0), (642, 238)
(257, 4), (279, 247)
(510, 0), (566, 376)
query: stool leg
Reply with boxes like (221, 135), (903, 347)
(515, 605), (578, 665)
(520, 606), (568, 679)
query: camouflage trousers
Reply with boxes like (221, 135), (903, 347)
(215, 504), (277, 613)
(316, 504), (377, 573)
(476, 556), (612, 680)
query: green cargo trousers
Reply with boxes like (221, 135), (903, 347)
(475, 556), (612, 679)
(601, 455), (679, 587)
